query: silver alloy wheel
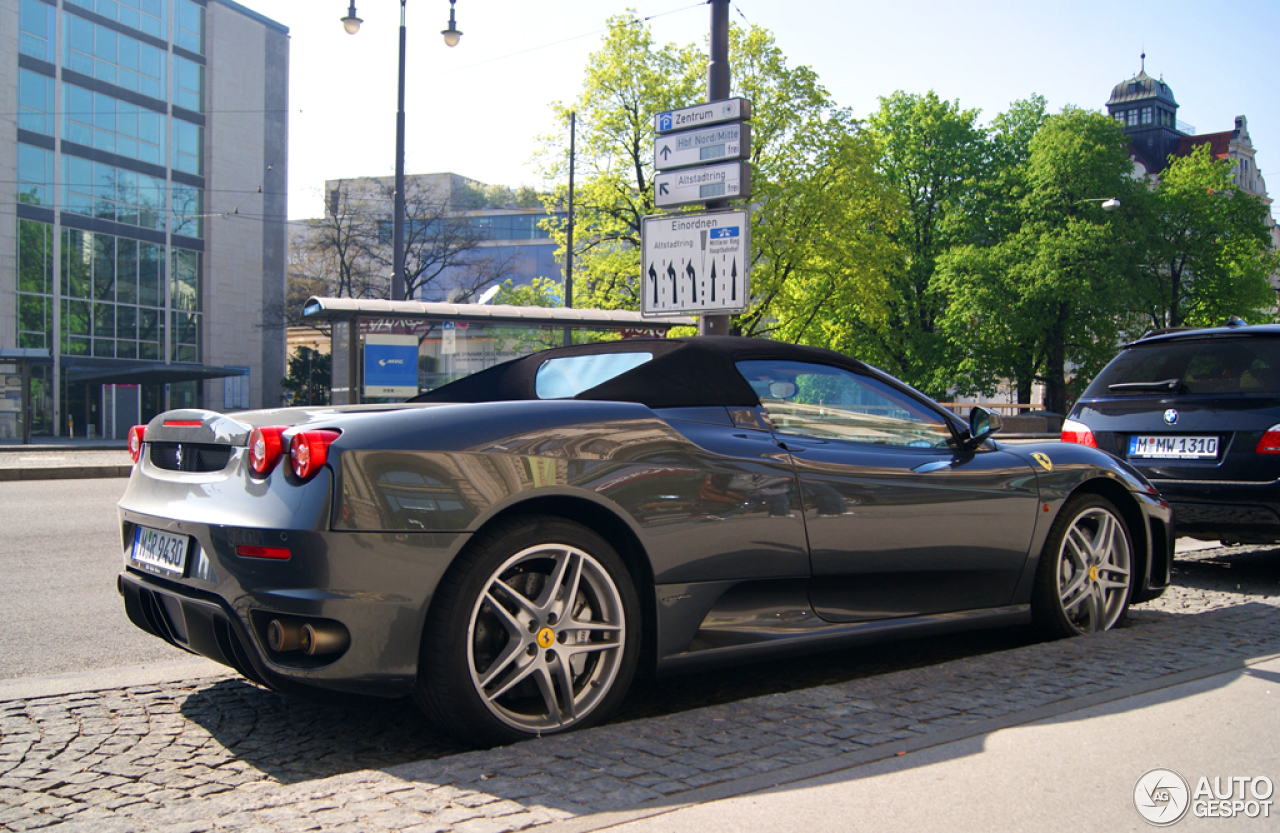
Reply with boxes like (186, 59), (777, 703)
(466, 543), (626, 733)
(1055, 506), (1132, 633)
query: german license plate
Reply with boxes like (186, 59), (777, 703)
(130, 527), (189, 578)
(1128, 435), (1219, 460)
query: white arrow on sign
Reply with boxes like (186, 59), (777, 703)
(654, 162), (750, 209)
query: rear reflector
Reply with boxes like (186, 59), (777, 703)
(235, 545), (291, 560)
(163, 419), (203, 427)
(1061, 418), (1098, 449)
(1257, 424), (1280, 454)
(127, 425), (146, 463)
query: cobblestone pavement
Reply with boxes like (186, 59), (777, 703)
(2, 545), (1279, 832)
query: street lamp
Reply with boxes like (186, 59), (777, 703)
(342, 1), (461, 301)
(1078, 197), (1122, 211)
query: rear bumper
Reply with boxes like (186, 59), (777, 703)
(117, 510), (471, 698)
(1155, 480), (1280, 543)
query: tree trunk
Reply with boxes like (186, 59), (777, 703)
(1043, 303), (1069, 415)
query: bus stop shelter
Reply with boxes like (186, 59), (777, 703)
(300, 297), (695, 404)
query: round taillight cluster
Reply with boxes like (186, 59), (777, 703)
(248, 426), (285, 477)
(127, 425), (146, 463)
(289, 430), (341, 480)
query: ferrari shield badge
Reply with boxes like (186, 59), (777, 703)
(1031, 452), (1053, 471)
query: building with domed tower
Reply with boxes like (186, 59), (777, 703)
(1105, 55), (1279, 259)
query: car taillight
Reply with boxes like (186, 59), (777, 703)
(1256, 424), (1280, 454)
(1061, 418), (1098, 449)
(289, 430), (340, 480)
(127, 425), (146, 463)
(248, 426), (286, 477)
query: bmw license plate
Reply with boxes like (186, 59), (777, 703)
(1128, 435), (1219, 460)
(130, 527), (190, 578)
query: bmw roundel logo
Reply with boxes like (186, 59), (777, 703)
(1163, 409), (1178, 425)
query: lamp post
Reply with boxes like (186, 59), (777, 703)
(1078, 197), (1122, 211)
(342, 1), (461, 302)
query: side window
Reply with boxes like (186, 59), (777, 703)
(736, 360), (953, 449)
(535, 352), (652, 399)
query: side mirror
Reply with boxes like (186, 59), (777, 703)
(767, 381), (798, 400)
(966, 406), (1003, 449)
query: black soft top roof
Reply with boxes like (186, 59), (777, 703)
(409, 336), (871, 409)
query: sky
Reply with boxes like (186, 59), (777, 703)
(229, 0), (1280, 221)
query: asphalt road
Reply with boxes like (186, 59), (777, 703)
(0, 478), (180, 679)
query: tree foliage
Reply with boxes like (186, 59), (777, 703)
(937, 109), (1145, 412)
(1137, 143), (1278, 329)
(281, 346), (331, 406)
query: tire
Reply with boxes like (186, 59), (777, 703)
(414, 516), (640, 746)
(1031, 494), (1134, 639)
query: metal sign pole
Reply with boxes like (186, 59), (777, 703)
(700, 0), (732, 336)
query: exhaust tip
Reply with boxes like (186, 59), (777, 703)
(300, 622), (350, 656)
(266, 619), (302, 653)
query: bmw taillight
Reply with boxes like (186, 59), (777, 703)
(248, 426), (286, 477)
(1061, 418), (1098, 449)
(1256, 424), (1280, 454)
(127, 425), (146, 463)
(289, 430), (340, 480)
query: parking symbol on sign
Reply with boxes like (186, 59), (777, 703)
(658, 113), (673, 132)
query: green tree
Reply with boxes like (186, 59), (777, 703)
(855, 91), (989, 392)
(726, 26), (899, 343)
(1138, 143), (1278, 329)
(493, 276), (564, 307)
(535, 14), (897, 337)
(938, 108), (1142, 412)
(536, 14), (700, 311)
(281, 347), (331, 406)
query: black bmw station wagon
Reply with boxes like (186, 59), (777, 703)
(1063, 323), (1280, 544)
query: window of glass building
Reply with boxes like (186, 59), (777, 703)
(64, 13), (165, 100)
(19, 0), (55, 62)
(18, 69), (54, 135)
(17, 220), (55, 351)
(17, 144), (53, 206)
(62, 155), (166, 230)
(65, 0), (166, 40)
(58, 229), (167, 360)
(63, 84), (165, 165)
(171, 183), (204, 238)
(176, 0), (205, 54)
(173, 119), (203, 175)
(174, 56), (204, 112)
(171, 248), (202, 362)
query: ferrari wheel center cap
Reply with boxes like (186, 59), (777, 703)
(536, 627), (555, 649)
(1089, 565), (1099, 582)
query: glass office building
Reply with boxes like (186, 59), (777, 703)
(1, 0), (288, 438)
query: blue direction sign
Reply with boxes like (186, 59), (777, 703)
(654, 98), (751, 134)
(655, 122), (750, 171)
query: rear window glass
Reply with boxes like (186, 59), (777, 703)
(1086, 338), (1280, 396)
(535, 352), (652, 399)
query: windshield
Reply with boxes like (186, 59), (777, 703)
(1085, 338), (1280, 396)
